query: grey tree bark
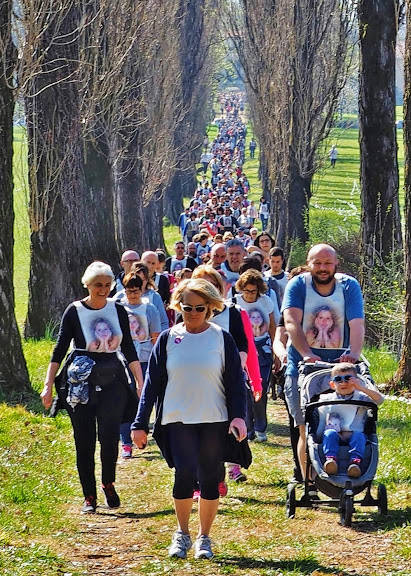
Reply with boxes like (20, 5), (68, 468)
(358, 0), (403, 285)
(0, 0), (30, 398)
(164, 0), (213, 224)
(395, 0), (411, 389)
(24, 6), (119, 338)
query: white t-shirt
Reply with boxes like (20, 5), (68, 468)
(161, 323), (228, 425)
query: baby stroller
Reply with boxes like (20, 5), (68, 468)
(286, 361), (387, 527)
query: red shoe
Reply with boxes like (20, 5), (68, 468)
(193, 490), (201, 502)
(218, 481), (228, 497)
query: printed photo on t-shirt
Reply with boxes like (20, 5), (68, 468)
(318, 404), (368, 436)
(305, 304), (343, 349)
(247, 306), (269, 338)
(86, 317), (122, 352)
(128, 312), (149, 343)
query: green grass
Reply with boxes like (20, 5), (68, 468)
(0, 404), (78, 575)
(0, 396), (409, 575)
(362, 346), (400, 386)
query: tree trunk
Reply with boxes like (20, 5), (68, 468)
(164, 167), (197, 224)
(24, 7), (118, 338)
(394, 0), (411, 389)
(0, 0), (30, 398)
(164, 0), (209, 223)
(358, 0), (402, 286)
(144, 195), (166, 251)
(288, 157), (311, 245)
(111, 135), (146, 254)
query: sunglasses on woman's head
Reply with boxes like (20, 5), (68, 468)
(180, 304), (207, 313)
(332, 375), (353, 383)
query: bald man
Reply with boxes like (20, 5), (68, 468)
(141, 250), (170, 305)
(209, 243), (226, 270)
(113, 250), (140, 293)
(282, 243), (365, 480)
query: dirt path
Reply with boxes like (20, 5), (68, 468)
(63, 400), (409, 576)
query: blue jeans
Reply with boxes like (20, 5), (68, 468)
(250, 337), (272, 434)
(322, 429), (366, 461)
(120, 362), (147, 446)
(260, 215), (268, 230)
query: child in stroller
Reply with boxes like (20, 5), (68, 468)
(286, 359), (387, 527)
(322, 362), (384, 478)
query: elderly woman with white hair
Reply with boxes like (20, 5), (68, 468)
(41, 261), (143, 514)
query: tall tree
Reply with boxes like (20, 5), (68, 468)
(395, 0), (410, 389)
(103, 1), (181, 251)
(23, 3), (119, 338)
(222, 0), (353, 248)
(358, 0), (403, 286)
(0, 0), (30, 397)
(164, 0), (213, 224)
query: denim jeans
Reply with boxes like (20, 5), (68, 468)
(120, 362), (147, 446)
(260, 215), (268, 230)
(322, 429), (366, 461)
(250, 337), (272, 433)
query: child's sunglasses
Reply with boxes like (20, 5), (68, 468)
(332, 375), (353, 383)
(180, 304), (207, 313)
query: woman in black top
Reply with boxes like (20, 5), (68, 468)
(41, 261), (143, 514)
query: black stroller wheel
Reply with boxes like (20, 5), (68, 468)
(286, 484), (296, 518)
(377, 483), (388, 516)
(340, 491), (353, 527)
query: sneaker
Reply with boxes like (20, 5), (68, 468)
(81, 495), (96, 514)
(193, 489), (201, 502)
(168, 530), (192, 559)
(102, 482), (120, 508)
(194, 534), (213, 559)
(255, 431), (267, 443)
(228, 464), (247, 482)
(121, 445), (132, 459)
(323, 457), (338, 475)
(218, 481), (228, 497)
(347, 459), (362, 478)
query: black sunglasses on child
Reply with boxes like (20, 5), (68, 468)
(332, 375), (353, 383)
(180, 304), (207, 313)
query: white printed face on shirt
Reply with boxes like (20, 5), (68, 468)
(87, 317), (121, 352)
(128, 312), (149, 343)
(305, 305), (342, 349)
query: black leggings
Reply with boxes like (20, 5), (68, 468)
(167, 421), (228, 500)
(68, 383), (127, 499)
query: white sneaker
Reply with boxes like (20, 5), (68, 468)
(255, 431), (267, 442)
(168, 530), (192, 559)
(194, 534), (213, 559)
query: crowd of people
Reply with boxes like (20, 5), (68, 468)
(41, 92), (378, 561)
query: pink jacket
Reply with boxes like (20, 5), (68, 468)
(240, 309), (262, 400)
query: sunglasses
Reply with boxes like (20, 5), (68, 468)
(180, 304), (207, 313)
(332, 375), (353, 383)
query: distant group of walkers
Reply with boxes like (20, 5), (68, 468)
(41, 92), (377, 560)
